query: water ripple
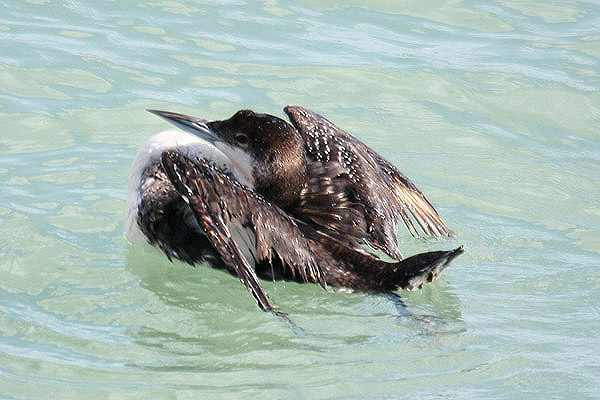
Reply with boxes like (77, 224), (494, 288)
(0, 0), (599, 398)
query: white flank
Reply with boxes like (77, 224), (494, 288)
(230, 219), (258, 265)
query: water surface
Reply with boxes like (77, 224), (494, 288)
(1, 1), (599, 398)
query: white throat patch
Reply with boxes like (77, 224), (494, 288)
(213, 141), (256, 188)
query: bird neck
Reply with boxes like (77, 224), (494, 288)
(254, 147), (308, 210)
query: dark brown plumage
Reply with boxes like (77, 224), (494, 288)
(128, 106), (463, 313)
(285, 106), (450, 260)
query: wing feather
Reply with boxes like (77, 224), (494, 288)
(285, 105), (451, 260)
(160, 150), (326, 311)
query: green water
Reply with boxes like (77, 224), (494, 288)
(1, 1), (599, 398)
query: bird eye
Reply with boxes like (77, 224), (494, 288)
(235, 133), (249, 147)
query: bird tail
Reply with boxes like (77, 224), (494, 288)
(307, 230), (464, 292)
(386, 246), (464, 291)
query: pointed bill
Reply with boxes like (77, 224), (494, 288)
(147, 109), (218, 142)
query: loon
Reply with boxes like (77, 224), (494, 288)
(126, 105), (463, 313)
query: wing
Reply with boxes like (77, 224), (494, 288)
(284, 105), (450, 260)
(293, 160), (369, 252)
(160, 150), (326, 312)
(136, 163), (217, 265)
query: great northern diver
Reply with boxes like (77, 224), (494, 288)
(126, 105), (463, 313)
